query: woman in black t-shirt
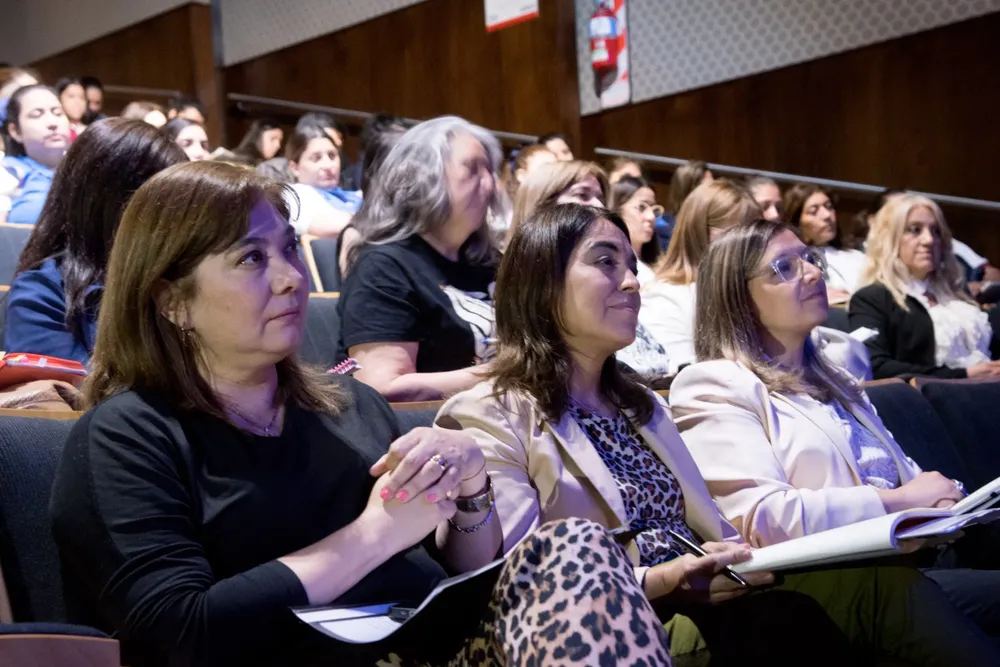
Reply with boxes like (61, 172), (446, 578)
(339, 116), (505, 402)
(51, 162), (673, 667)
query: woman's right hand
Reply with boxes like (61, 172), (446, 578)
(644, 542), (774, 604)
(877, 471), (965, 512)
(358, 471), (457, 556)
(965, 361), (1000, 379)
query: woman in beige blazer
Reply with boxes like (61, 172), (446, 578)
(438, 203), (1000, 666)
(670, 217), (1000, 639)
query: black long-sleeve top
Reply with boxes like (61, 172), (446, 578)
(49, 377), (446, 667)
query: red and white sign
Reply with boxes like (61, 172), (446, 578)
(589, 0), (630, 109)
(485, 0), (540, 32)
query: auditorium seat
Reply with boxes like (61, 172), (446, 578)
(300, 293), (340, 369)
(821, 305), (851, 333)
(0, 224), (33, 286)
(302, 236), (341, 293)
(297, 243), (319, 292)
(0, 286), (9, 347)
(912, 378), (1000, 491)
(863, 379), (970, 484)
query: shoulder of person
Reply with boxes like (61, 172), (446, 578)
(670, 359), (767, 407)
(849, 282), (894, 307)
(438, 379), (538, 429)
(10, 258), (67, 300)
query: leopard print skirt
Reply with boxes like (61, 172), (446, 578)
(378, 518), (672, 667)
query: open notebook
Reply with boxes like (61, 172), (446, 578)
(732, 479), (1000, 574)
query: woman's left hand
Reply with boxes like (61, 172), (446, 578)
(370, 428), (486, 505)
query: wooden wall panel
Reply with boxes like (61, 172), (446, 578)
(223, 0), (580, 153)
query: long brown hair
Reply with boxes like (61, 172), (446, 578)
(508, 160), (610, 244)
(667, 160), (711, 214)
(490, 203), (654, 424)
(694, 218), (862, 405)
(654, 179), (760, 285)
(85, 161), (347, 416)
(783, 183), (855, 250)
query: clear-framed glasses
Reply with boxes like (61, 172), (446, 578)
(756, 247), (823, 283)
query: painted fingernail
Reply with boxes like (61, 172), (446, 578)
(379, 487), (392, 500)
(396, 490), (409, 501)
(427, 493), (437, 503)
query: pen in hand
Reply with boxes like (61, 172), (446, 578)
(665, 528), (752, 588)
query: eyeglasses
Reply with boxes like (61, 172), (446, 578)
(756, 248), (823, 283)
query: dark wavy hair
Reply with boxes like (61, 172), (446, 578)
(233, 117), (282, 165)
(490, 203), (654, 424)
(16, 118), (187, 336)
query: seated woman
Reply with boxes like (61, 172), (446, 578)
(659, 160), (714, 250)
(641, 180), (869, 379)
(745, 175), (782, 221)
(784, 183), (865, 303)
(606, 156), (643, 184)
(285, 125), (361, 238)
(5, 118), (186, 363)
(338, 116), (503, 401)
(121, 100), (167, 128)
(438, 204), (1000, 666)
(55, 76), (88, 138)
(849, 194), (1000, 380)
(1, 84), (70, 225)
(231, 117), (284, 166)
(611, 176), (660, 285)
(162, 117), (211, 161)
(669, 217), (1000, 637)
(51, 161), (672, 667)
(512, 161), (671, 381)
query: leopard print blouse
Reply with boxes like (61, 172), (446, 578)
(569, 403), (700, 567)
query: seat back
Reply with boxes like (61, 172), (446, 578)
(0, 225), (32, 286)
(306, 237), (342, 293)
(300, 293), (340, 369)
(821, 305), (851, 333)
(864, 379), (970, 484)
(0, 287), (9, 347)
(0, 415), (76, 622)
(914, 378), (1000, 491)
(297, 243), (319, 292)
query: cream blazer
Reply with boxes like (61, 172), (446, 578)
(436, 380), (740, 575)
(669, 360), (922, 547)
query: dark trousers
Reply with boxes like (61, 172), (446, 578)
(922, 522), (1000, 638)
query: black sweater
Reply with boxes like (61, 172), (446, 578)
(848, 282), (991, 380)
(49, 378), (447, 667)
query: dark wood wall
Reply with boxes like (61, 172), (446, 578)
(28, 3), (222, 142)
(223, 0), (580, 151)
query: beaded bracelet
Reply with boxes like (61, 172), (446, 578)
(448, 504), (495, 533)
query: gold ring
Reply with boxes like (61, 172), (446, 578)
(429, 454), (449, 472)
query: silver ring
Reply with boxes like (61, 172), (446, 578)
(429, 454), (449, 472)
(953, 479), (967, 495)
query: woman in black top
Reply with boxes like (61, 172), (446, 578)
(338, 116), (504, 402)
(50, 162), (673, 667)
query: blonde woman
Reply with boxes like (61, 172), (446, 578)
(670, 217), (1000, 642)
(641, 181), (870, 379)
(849, 194), (1000, 380)
(510, 161), (671, 380)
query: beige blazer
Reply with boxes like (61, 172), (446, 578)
(436, 380), (740, 574)
(669, 360), (922, 547)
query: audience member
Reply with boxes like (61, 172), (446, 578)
(80, 75), (104, 118)
(510, 161), (671, 379)
(0, 67), (39, 122)
(607, 155), (643, 183)
(746, 175), (782, 221)
(285, 125), (359, 238)
(849, 194), (1000, 379)
(1, 84), (70, 225)
(233, 117), (284, 166)
(338, 116), (502, 401)
(165, 94), (206, 124)
(55, 77), (88, 137)
(162, 117), (210, 162)
(344, 112), (407, 192)
(439, 203), (998, 667)
(611, 175), (659, 284)
(121, 100), (167, 127)
(5, 118), (185, 363)
(499, 144), (555, 206)
(783, 183), (865, 302)
(296, 111), (345, 148)
(50, 161), (661, 667)
(661, 160), (714, 249)
(538, 131), (573, 161)
(670, 217), (1000, 639)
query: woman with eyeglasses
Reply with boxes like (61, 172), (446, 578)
(783, 183), (866, 304)
(670, 218), (1000, 641)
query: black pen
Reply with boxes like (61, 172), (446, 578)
(666, 528), (752, 588)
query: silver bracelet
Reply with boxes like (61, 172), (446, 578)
(448, 504), (494, 533)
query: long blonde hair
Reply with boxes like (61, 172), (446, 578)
(654, 179), (760, 285)
(859, 194), (969, 311)
(508, 160), (610, 243)
(695, 219), (862, 405)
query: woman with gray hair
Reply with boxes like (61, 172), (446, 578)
(337, 115), (503, 401)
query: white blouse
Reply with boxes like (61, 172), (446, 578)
(639, 281), (697, 374)
(635, 261), (655, 287)
(907, 279), (992, 369)
(818, 247), (867, 294)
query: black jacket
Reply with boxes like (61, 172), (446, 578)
(848, 282), (993, 380)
